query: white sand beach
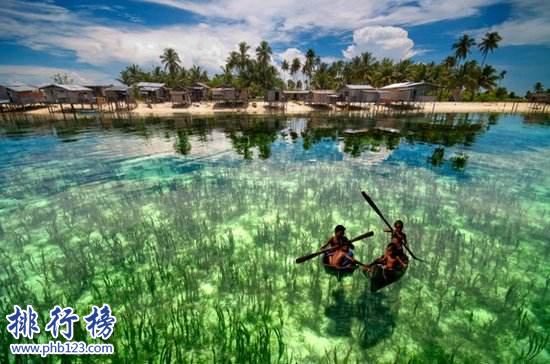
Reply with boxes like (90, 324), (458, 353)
(22, 101), (549, 117)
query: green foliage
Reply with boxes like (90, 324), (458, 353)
(116, 32), (513, 100)
(52, 73), (74, 85)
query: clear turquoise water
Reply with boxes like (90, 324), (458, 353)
(1, 112), (549, 363)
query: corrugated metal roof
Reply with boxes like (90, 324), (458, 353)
(140, 86), (162, 92)
(311, 90), (336, 94)
(6, 85), (38, 92)
(194, 82), (210, 88)
(105, 86), (129, 92)
(83, 84), (113, 88)
(40, 84), (93, 91)
(381, 82), (414, 89)
(136, 82), (165, 88)
(282, 90), (309, 94)
(344, 84), (374, 90)
(381, 81), (434, 90)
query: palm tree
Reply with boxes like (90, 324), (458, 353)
(290, 57), (301, 83)
(395, 59), (413, 82)
(256, 41), (272, 65)
(150, 66), (165, 83)
(359, 52), (376, 84)
(287, 79), (295, 90)
(534, 82), (544, 93)
(52, 73), (73, 85)
(311, 63), (333, 89)
(437, 56), (457, 99)
(290, 57), (301, 82)
(117, 64), (144, 86)
(374, 58), (396, 87)
(329, 60), (345, 88)
(498, 70), (506, 87)
(443, 56), (456, 69)
(302, 49), (316, 89)
(160, 48), (181, 79)
(237, 42), (251, 76)
(226, 51), (240, 73)
(189, 65), (206, 84)
(478, 65), (499, 92)
(452, 35), (476, 65)
(455, 60), (480, 100)
(478, 32), (502, 66)
(256, 40), (273, 89)
(281, 60), (289, 84)
(219, 65), (234, 85)
(346, 56), (361, 84)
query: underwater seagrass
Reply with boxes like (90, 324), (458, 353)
(0, 112), (549, 363)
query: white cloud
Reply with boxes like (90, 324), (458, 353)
(275, 48), (305, 64)
(142, 0), (498, 31)
(320, 56), (341, 64)
(0, 2), (262, 74)
(343, 26), (417, 61)
(0, 0), (547, 87)
(141, 0), (383, 32)
(34, 25), (261, 71)
(0, 65), (115, 86)
(481, 18), (550, 47)
(364, 0), (499, 26)
(474, 0), (550, 47)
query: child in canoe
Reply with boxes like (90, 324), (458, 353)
(320, 225), (355, 265)
(329, 239), (361, 268)
(367, 243), (408, 272)
(384, 220), (420, 262)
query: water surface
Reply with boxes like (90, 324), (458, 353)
(1, 112), (549, 363)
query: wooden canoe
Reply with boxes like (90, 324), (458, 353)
(363, 264), (407, 292)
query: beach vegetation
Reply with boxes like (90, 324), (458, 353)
(117, 33), (513, 100)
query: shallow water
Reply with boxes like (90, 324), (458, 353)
(1, 112), (549, 363)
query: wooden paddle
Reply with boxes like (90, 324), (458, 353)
(361, 191), (393, 232)
(361, 190), (425, 262)
(295, 230), (374, 264)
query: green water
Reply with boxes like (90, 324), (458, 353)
(1, 112), (549, 363)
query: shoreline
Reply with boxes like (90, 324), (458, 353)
(20, 101), (550, 117)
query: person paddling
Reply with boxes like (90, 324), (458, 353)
(320, 225), (360, 267)
(320, 225), (350, 249)
(384, 220), (420, 261)
(329, 239), (363, 268)
(367, 244), (408, 272)
(320, 225), (349, 264)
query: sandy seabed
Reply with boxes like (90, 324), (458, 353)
(23, 101), (549, 117)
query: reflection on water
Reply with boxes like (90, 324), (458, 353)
(1, 112), (549, 363)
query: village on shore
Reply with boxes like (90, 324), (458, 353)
(1, 82), (549, 116)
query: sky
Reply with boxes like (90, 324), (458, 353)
(0, 0), (549, 94)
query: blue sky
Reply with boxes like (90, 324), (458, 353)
(0, 0), (549, 94)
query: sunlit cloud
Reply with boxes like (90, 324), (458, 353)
(343, 26), (417, 61)
(0, 65), (114, 86)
